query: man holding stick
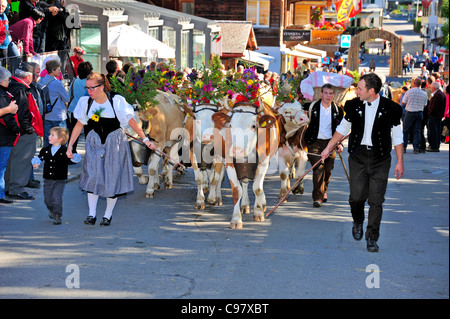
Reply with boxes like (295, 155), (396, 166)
(321, 73), (404, 252)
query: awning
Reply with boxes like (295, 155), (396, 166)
(108, 24), (175, 59)
(293, 44), (327, 58)
(282, 48), (323, 61)
(241, 50), (275, 71)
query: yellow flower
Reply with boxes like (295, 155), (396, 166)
(247, 80), (254, 85)
(91, 114), (100, 122)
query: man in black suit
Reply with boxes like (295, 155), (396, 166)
(321, 73), (404, 252)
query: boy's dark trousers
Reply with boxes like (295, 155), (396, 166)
(44, 179), (66, 218)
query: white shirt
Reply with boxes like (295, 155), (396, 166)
(336, 96), (403, 147)
(317, 102), (333, 140)
(73, 95), (135, 126)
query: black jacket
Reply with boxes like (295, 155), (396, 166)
(8, 77), (34, 135)
(344, 96), (403, 158)
(0, 86), (21, 147)
(36, 145), (72, 180)
(304, 99), (343, 145)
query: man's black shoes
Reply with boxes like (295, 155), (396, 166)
(352, 222), (363, 241)
(366, 239), (379, 252)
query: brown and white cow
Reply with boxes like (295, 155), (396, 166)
(183, 103), (226, 210)
(130, 91), (185, 198)
(276, 100), (310, 201)
(212, 102), (279, 229)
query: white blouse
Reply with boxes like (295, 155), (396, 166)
(73, 95), (135, 126)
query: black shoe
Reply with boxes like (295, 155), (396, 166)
(313, 201), (322, 208)
(26, 180), (41, 189)
(84, 216), (97, 225)
(0, 197), (14, 204)
(366, 238), (379, 252)
(53, 216), (62, 225)
(9, 192), (35, 200)
(426, 148), (439, 152)
(100, 217), (112, 226)
(352, 222), (363, 241)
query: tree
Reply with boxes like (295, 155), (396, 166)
(442, 0), (449, 48)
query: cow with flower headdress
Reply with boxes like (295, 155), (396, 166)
(178, 57), (227, 210)
(274, 74), (310, 201)
(211, 68), (280, 229)
(110, 66), (186, 198)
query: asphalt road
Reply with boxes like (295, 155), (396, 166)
(357, 15), (424, 83)
(0, 135), (448, 300)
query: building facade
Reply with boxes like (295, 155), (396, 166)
(70, 0), (220, 73)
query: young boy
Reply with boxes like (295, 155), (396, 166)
(32, 127), (80, 225)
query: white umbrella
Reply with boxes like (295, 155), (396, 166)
(108, 24), (175, 59)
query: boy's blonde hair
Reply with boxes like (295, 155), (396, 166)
(50, 126), (69, 145)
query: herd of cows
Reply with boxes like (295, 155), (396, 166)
(125, 88), (319, 229)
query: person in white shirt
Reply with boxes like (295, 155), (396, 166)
(304, 84), (344, 208)
(66, 72), (154, 226)
(321, 73), (404, 252)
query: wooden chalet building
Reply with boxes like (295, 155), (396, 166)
(141, 0), (340, 73)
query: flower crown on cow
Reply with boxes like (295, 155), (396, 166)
(224, 68), (261, 107)
(109, 67), (159, 111)
(275, 71), (304, 104)
(153, 63), (182, 94)
(179, 55), (226, 106)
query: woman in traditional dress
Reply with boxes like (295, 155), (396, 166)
(66, 72), (154, 226)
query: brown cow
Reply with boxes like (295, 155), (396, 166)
(183, 103), (226, 210)
(128, 91), (185, 198)
(212, 102), (280, 229)
(276, 100), (310, 201)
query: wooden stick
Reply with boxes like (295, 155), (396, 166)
(266, 134), (349, 218)
(339, 152), (350, 183)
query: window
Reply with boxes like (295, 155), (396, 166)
(78, 25), (101, 72)
(193, 30), (205, 68)
(181, 31), (189, 69)
(163, 26), (176, 49)
(181, 0), (194, 15)
(294, 4), (310, 26)
(247, 0), (270, 28)
(148, 27), (159, 40)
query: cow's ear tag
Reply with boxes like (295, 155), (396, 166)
(148, 114), (153, 120)
(260, 121), (267, 128)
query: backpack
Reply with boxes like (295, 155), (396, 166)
(41, 78), (59, 114)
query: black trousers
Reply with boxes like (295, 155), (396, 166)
(348, 146), (391, 241)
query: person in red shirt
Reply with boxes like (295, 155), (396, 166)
(69, 47), (85, 77)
